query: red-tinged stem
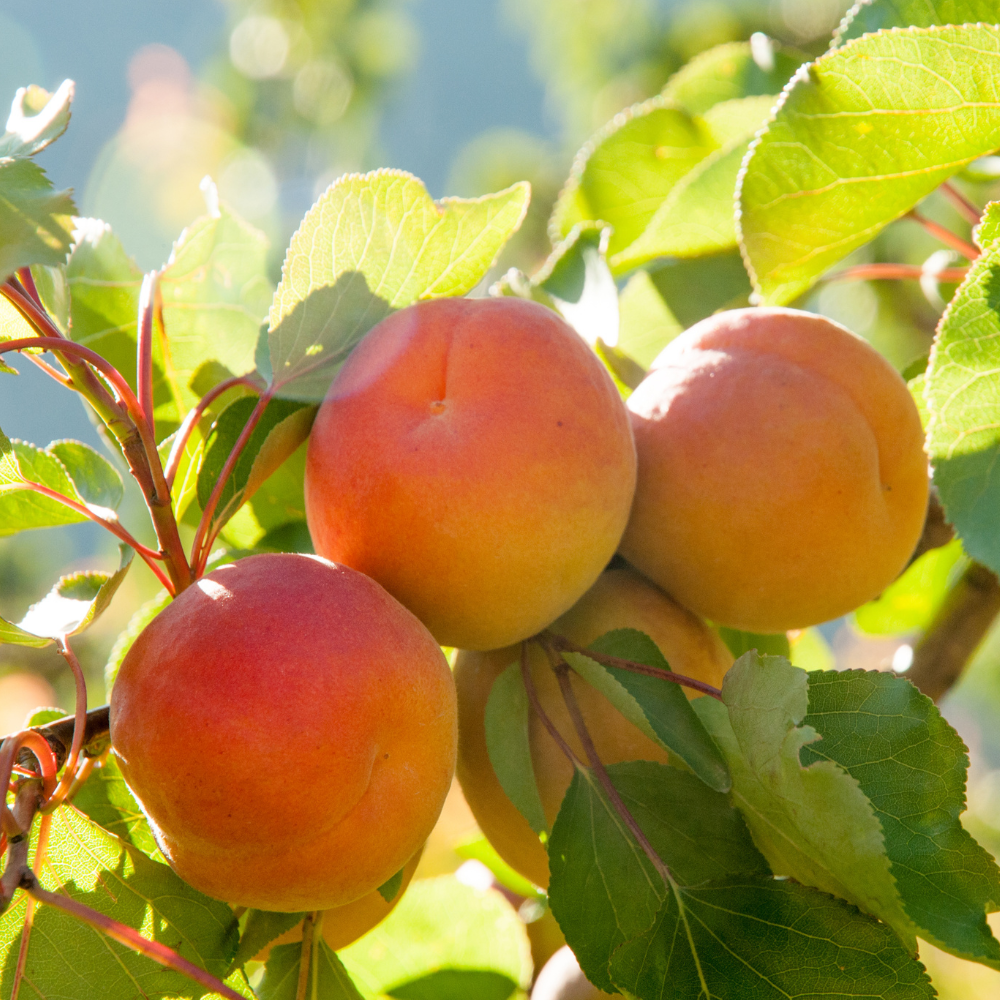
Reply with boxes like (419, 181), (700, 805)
(908, 210), (981, 260)
(11, 814), (49, 1000)
(191, 390), (273, 575)
(0, 734), (56, 839)
(14, 269), (42, 308)
(137, 273), (158, 433)
(25, 354), (74, 387)
(20, 874), (245, 1000)
(553, 658), (673, 884)
(1, 782), (43, 905)
(164, 375), (263, 489)
(940, 181), (982, 226)
(5, 482), (173, 592)
(62, 757), (95, 804)
(40, 640), (87, 814)
(543, 632), (724, 701)
(825, 263), (970, 284)
(520, 643), (582, 767)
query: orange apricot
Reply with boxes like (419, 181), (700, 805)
(304, 297), (637, 651)
(620, 307), (929, 633)
(110, 553), (456, 912)
(455, 566), (732, 888)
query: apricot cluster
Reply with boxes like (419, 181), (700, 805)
(110, 297), (928, 949)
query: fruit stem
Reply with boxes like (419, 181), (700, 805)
(905, 561), (1000, 702)
(939, 181), (982, 226)
(543, 632), (724, 700)
(296, 911), (320, 1000)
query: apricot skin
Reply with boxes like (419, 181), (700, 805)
(110, 553), (457, 912)
(620, 307), (929, 633)
(304, 297), (637, 651)
(455, 566), (732, 888)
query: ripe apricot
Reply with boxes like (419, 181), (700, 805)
(256, 850), (421, 958)
(110, 553), (457, 912)
(620, 307), (929, 633)
(304, 297), (637, 651)
(455, 566), (731, 888)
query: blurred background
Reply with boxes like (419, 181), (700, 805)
(1, 2), (998, 993)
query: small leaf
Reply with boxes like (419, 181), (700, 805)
(717, 626), (790, 658)
(0, 80), (74, 158)
(231, 910), (305, 972)
(47, 439), (123, 510)
(376, 867), (405, 904)
(563, 628), (731, 792)
(926, 201), (1000, 575)
(25, 707), (66, 728)
(453, 836), (543, 899)
(197, 396), (316, 536)
(694, 652), (916, 947)
(267, 171), (529, 401)
(18, 543), (133, 639)
(616, 269), (681, 368)
(739, 24), (1000, 305)
(484, 660), (548, 836)
(259, 941), (365, 1000)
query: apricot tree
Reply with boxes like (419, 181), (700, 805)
(3, 3), (1000, 999)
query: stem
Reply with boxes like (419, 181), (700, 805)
(164, 375), (263, 489)
(137, 273), (157, 433)
(14, 268), (42, 308)
(21, 873), (245, 1000)
(11, 813), (49, 1000)
(0, 734), (56, 839)
(191, 390), (272, 575)
(940, 181), (982, 226)
(543, 632), (723, 701)
(26, 354), (74, 387)
(519, 643), (582, 768)
(906, 490), (954, 568)
(907, 210), (981, 260)
(40, 639), (88, 814)
(1, 782), (42, 906)
(905, 561), (1000, 702)
(10, 705), (111, 772)
(553, 656), (673, 884)
(825, 263), (970, 284)
(296, 912), (318, 1000)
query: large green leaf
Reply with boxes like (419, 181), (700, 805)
(694, 653), (916, 947)
(834, 0), (1000, 47)
(616, 269), (682, 367)
(230, 911), (305, 973)
(159, 197), (274, 417)
(926, 202), (1000, 575)
(738, 24), (1000, 305)
(0, 805), (238, 999)
(265, 171), (529, 401)
(803, 669), (1000, 968)
(562, 629), (730, 793)
(259, 941), (364, 1000)
(339, 876), (532, 1000)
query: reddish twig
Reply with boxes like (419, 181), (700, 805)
(14, 269), (43, 308)
(543, 632), (723, 701)
(136, 273), (158, 433)
(191, 390), (273, 575)
(40, 639), (87, 814)
(0, 734), (56, 841)
(19, 873), (245, 1000)
(519, 643), (582, 767)
(940, 181), (982, 226)
(11, 813), (49, 1000)
(825, 263), (970, 284)
(164, 375), (263, 489)
(907, 210), (980, 260)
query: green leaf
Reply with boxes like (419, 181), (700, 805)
(717, 626), (790, 659)
(662, 39), (803, 115)
(377, 867), (405, 904)
(196, 396), (316, 536)
(610, 877), (935, 1000)
(46, 439), (124, 510)
(0, 805), (239, 999)
(647, 249), (753, 328)
(25, 707), (66, 727)
(926, 202), (1000, 575)
(547, 760), (769, 991)
(484, 660), (548, 836)
(18, 543), (133, 638)
(0, 158), (75, 285)
(260, 941), (365, 1000)
(159, 199), (274, 416)
(550, 99), (716, 257)
(231, 911), (305, 972)
(854, 539), (968, 635)
(803, 668), (1000, 968)
(453, 836), (543, 899)
(739, 24), (1000, 305)
(694, 652), (916, 948)
(616, 269), (682, 368)
(105, 588), (171, 689)
(339, 876), (532, 1000)
(564, 628), (730, 793)
(267, 172), (529, 401)
(834, 0), (1000, 48)
(0, 614), (51, 648)
(0, 80), (73, 158)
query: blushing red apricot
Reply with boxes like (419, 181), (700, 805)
(110, 553), (456, 912)
(455, 566), (732, 888)
(619, 307), (929, 633)
(304, 297), (637, 651)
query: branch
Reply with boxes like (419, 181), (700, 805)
(907, 210), (980, 261)
(7, 705), (110, 773)
(906, 490), (955, 568)
(39, 639), (88, 814)
(519, 643), (582, 767)
(940, 181), (982, 226)
(906, 561), (1000, 702)
(824, 263), (970, 284)
(11, 813), (49, 1000)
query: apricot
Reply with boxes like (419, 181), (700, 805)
(256, 850), (421, 958)
(304, 297), (637, 651)
(619, 307), (929, 633)
(110, 553), (457, 912)
(455, 566), (731, 888)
